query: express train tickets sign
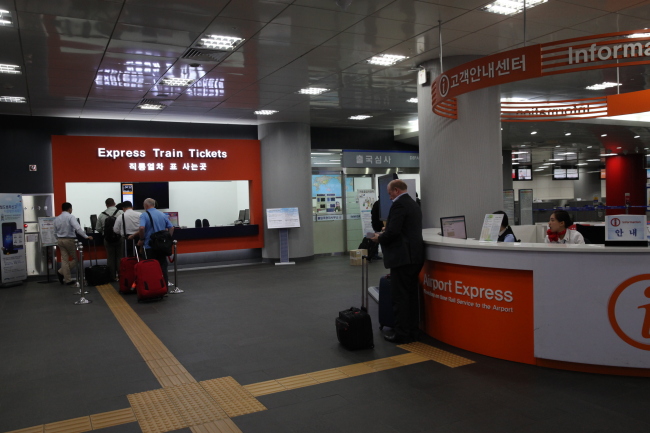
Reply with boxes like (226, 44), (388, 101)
(97, 147), (228, 172)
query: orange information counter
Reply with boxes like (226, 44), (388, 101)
(422, 228), (650, 376)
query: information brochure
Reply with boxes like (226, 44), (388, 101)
(266, 208), (300, 229)
(479, 213), (504, 243)
(38, 217), (57, 247)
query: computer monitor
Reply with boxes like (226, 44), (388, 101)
(163, 212), (179, 227)
(243, 209), (250, 223)
(440, 215), (467, 239)
(238, 210), (245, 221)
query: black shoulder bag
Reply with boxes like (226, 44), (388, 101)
(146, 211), (173, 256)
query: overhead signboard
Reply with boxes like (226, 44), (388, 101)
(342, 150), (419, 168)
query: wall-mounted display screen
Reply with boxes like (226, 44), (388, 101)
(513, 166), (532, 181)
(122, 182), (170, 209)
(553, 168), (579, 180)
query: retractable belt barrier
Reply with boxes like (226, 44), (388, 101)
(167, 240), (184, 294)
(73, 241), (92, 305)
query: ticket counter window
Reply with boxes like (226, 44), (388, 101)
(65, 180), (250, 229)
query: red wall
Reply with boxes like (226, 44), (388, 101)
(605, 154), (646, 216)
(51, 136), (263, 253)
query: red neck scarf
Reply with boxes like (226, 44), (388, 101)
(547, 229), (567, 243)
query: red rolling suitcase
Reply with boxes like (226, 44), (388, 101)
(119, 242), (137, 294)
(133, 247), (167, 301)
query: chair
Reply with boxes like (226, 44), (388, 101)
(195, 219), (201, 228)
(202, 218), (209, 228)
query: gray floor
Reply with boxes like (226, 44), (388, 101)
(1, 256), (649, 433)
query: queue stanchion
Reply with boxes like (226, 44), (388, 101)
(74, 242), (92, 305)
(168, 240), (183, 294)
(72, 241), (88, 295)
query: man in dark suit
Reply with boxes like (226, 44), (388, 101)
(371, 180), (424, 344)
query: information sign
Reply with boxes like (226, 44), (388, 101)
(38, 217), (57, 247)
(606, 215), (647, 242)
(479, 214), (505, 243)
(356, 189), (376, 235)
(266, 208), (300, 229)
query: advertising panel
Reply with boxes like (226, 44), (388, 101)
(266, 208), (300, 229)
(0, 194), (27, 285)
(356, 189), (376, 235)
(420, 261), (534, 364)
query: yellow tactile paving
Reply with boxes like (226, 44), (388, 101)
(276, 374), (320, 390)
(190, 419), (244, 433)
(166, 383), (229, 425)
(398, 342), (475, 367)
(96, 284), (197, 388)
(89, 408), (137, 429)
(243, 380), (286, 397)
(337, 362), (376, 377)
(390, 352), (430, 366)
(307, 368), (349, 383)
(364, 357), (403, 372)
(43, 416), (92, 433)
(201, 377), (266, 418)
(128, 388), (187, 433)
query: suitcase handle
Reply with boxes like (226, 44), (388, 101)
(361, 255), (369, 311)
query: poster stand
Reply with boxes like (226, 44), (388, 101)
(266, 208), (300, 266)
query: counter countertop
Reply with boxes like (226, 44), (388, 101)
(422, 228), (650, 253)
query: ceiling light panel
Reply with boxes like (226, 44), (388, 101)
(0, 10), (13, 27)
(0, 64), (20, 74)
(349, 115), (372, 120)
(367, 54), (408, 66)
(254, 110), (278, 115)
(407, 98), (418, 103)
(298, 88), (329, 95)
(199, 35), (244, 50)
(0, 96), (25, 103)
(586, 82), (620, 90)
(481, 0), (547, 16)
(161, 78), (194, 86)
(138, 104), (165, 110)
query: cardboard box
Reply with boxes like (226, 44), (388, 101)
(350, 249), (368, 266)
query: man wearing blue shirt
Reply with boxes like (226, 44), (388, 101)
(136, 198), (173, 284)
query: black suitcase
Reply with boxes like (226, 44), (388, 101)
(84, 239), (112, 286)
(378, 275), (395, 330)
(358, 237), (379, 262)
(336, 255), (374, 350)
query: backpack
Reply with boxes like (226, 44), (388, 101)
(146, 211), (173, 256)
(102, 209), (121, 243)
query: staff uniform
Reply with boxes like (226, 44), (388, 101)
(114, 209), (141, 257)
(54, 211), (89, 283)
(545, 229), (585, 244)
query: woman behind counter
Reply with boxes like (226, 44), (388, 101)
(493, 210), (516, 242)
(545, 210), (585, 244)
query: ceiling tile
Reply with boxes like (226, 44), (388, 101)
(270, 5), (365, 32)
(112, 23), (199, 46)
(123, 0), (230, 15)
(372, 1), (468, 26)
(120, 4), (215, 32)
(293, 0), (394, 15)
(570, 12), (650, 34)
(219, 0), (290, 23)
(321, 32), (402, 53)
(16, 0), (123, 20)
(557, 0), (647, 12)
(345, 16), (433, 41)
(523, 1), (610, 28)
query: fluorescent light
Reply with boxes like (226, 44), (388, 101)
(586, 82), (620, 90)
(329, 160), (341, 162)
(530, 131), (537, 135)
(161, 77), (194, 86)
(407, 98), (418, 103)
(349, 115), (372, 120)
(558, 152), (576, 155)
(549, 158), (564, 161)
(634, 135), (641, 138)
(298, 88), (329, 95)
(500, 97), (529, 102)
(367, 54), (408, 66)
(565, 133), (571, 136)
(138, 104), (164, 110)
(200, 35), (244, 50)
(313, 162), (338, 165)
(512, 151), (529, 154)
(0, 10), (12, 27)
(600, 153), (617, 156)
(601, 134), (607, 137)
(481, 0), (547, 16)
(576, 163), (587, 166)
(311, 152), (333, 155)
(512, 163), (520, 165)
(587, 146), (593, 148)
(587, 159), (601, 162)
(627, 32), (650, 38)
(512, 158), (523, 161)
(534, 169), (544, 172)
(555, 145), (560, 147)
(0, 64), (20, 74)
(254, 110), (278, 115)
(0, 96), (25, 103)
(617, 147), (622, 149)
